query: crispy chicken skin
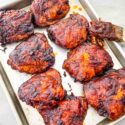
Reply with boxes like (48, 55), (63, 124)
(18, 68), (66, 109)
(30, 0), (70, 27)
(63, 43), (113, 82)
(87, 33), (105, 47)
(7, 33), (55, 74)
(48, 14), (89, 49)
(84, 68), (125, 120)
(39, 95), (88, 125)
(0, 10), (34, 45)
(90, 20), (119, 41)
(90, 36), (104, 47)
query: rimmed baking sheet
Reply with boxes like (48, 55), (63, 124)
(0, 0), (124, 125)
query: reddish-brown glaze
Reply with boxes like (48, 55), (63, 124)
(30, 0), (70, 27)
(18, 68), (66, 109)
(39, 95), (88, 125)
(7, 33), (55, 74)
(90, 20), (118, 41)
(48, 14), (89, 49)
(84, 68), (125, 120)
(63, 43), (113, 82)
(87, 33), (105, 47)
(0, 10), (34, 45)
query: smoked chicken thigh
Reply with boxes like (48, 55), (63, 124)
(39, 95), (88, 125)
(30, 0), (70, 27)
(90, 20), (121, 41)
(48, 14), (89, 49)
(63, 43), (113, 82)
(18, 68), (66, 109)
(84, 68), (125, 120)
(8, 33), (55, 74)
(0, 10), (34, 45)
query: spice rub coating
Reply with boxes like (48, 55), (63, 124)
(84, 68), (125, 120)
(63, 43), (113, 82)
(90, 20), (122, 41)
(8, 33), (55, 74)
(31, 0), (70, 27)
(48, 14), (89, 49)
(39, 95), (88, 125)
(18, 68), (66, 109)
(0, 10), (34, 45)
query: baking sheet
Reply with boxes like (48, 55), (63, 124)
(0, 0), (20, 9)
(0, 0), (124, 125)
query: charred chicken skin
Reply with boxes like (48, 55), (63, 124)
(87, 32), (105, 47)
(7, 33), (55, 74)
(30, 0), (70, 27)
(48, 14), (89, 49)
(63, 43), (113, 82)
(18, 68), (66, 109)
(0, 10), (34, 45)
(90, 20), (120, 41)
(84, 68), (125, 120)
(39, 95), (88, 125)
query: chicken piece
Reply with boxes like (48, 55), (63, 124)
(63, 43), (113, 82)
(48, 14), (89, 49)
(38, 95), (88, 125)
(7, 33), (55, 74)
(90, 20), (120, 41)
(18, 68), (66, 109)
(87, 32), (105, 47)
(30, 0), (70, 27)
(84, 68), (125, 120)
(0, 10), (34, 45)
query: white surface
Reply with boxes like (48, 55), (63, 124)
(0, 76), (17, 125)
(0, 0), (125, 125)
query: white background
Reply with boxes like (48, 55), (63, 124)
(0, 0), (125, 125)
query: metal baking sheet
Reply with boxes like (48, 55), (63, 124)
(0, 0), (20, 9)
(0, 0), (124, 125)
